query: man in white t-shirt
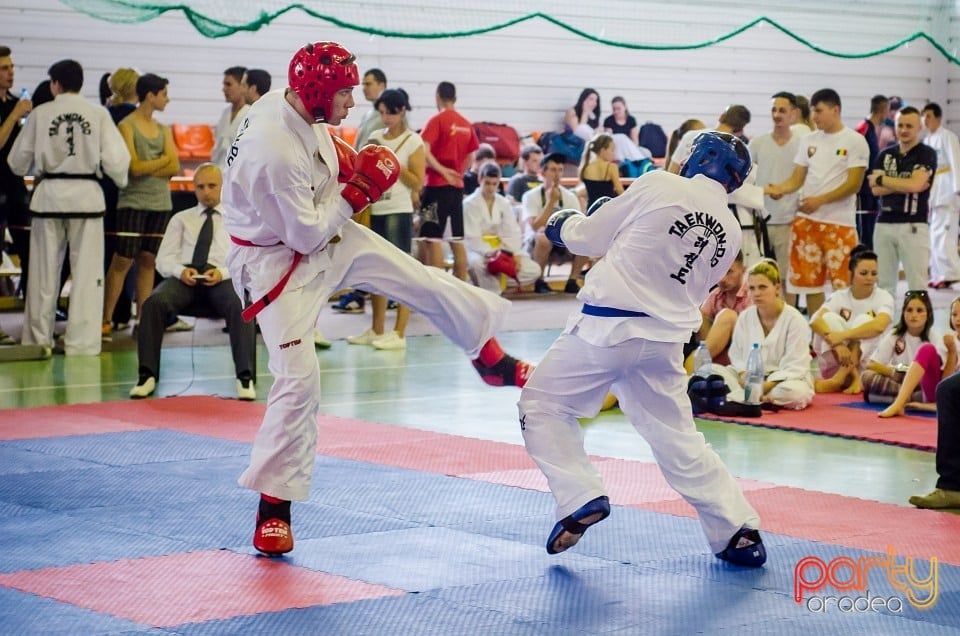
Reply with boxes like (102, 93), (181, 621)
(666, 104), (751, 174)
(766, 88), (869, 315)
(749, 91), (802, 306)
(521, 152), (587, 294)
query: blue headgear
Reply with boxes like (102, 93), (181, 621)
(679, 131), (751, 194)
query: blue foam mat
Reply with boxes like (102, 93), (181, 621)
(1, 428), (957, 634)
(0, 587), (149, 635)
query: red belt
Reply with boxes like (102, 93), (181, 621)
(230, 236), (303, 322)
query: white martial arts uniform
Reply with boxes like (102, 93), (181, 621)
(519, 170), (761, 554)
(811, 286), (895, 377)
(7, 92), (130, 355)
(463, 189), (541, 294)
(925, 125), (960, 283)
(714, 304), (815, 409)
(211, 103), (250, 168)
(222, 90), (510, 501)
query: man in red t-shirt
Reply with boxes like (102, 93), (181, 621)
(419, 81), (479, 280)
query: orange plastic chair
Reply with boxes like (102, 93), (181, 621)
(172, 124), (215, 162)
(339, 126), (358, 147)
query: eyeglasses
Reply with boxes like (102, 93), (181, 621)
(904, 290), (929, 300)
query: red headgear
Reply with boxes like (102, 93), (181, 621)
(288, 42), (359, 123)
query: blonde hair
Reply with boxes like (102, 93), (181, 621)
(748, 258), (780, 285)
(579, 132), (614, 179)
(109, 68), (140, 103)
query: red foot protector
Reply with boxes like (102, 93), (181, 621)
(473, 338), (535, 388)
(254, 518), (294, 556)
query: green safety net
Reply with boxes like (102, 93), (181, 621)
(59, 1), (960, 66)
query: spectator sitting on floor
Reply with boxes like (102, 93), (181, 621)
(709, 259), (814, 410)
(810, 245), (893, 395)
(684, 251), (750, 373)
(464, 162), (541, 295)
(860, 290), (957, 417)
(129, 163), (256, 401)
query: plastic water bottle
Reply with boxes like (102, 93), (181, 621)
(18, 88), (29, 126)
(693, 342), (712, 377)
(744, 343), (764, 405)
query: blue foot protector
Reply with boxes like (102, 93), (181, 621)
(715, 527), (766, 567)
(546, 495), (610, 555)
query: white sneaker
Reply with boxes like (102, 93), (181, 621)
(313, 328), (332, 349)
(166, 318), (194, 333)
(346, 328), (381, 345)
(129, 376), (156, 399)
(372, 331), (406, 350)
(236, 378), (256, 401)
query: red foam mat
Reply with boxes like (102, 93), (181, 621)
(696, 392), (937, 451)
(0, 550), (403, 627)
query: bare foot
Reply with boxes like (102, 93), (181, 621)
(878, 404), (904, 418)
(843, 379), (862, 395)
(905, 401), (937, 413)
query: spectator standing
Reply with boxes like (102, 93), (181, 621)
(211, 66), (248, 167)
(922, 103), (960, 289)
(853, 95), (888, 248)
(7, 59), (130, 355)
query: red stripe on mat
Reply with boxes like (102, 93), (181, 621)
(696, 392), (937, 451)
(3, 396), (958, 565)
(0, 550), (404, 627)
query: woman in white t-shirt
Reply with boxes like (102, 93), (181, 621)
(861, 290), (958, 416)
(810, 245), (894, 394)
(346, 88), (425, 350)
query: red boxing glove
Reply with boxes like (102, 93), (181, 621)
(332, 135), (357, 184)
(341, 145), (401, 214)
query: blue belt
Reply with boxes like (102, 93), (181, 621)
(581, 304), (648, 318)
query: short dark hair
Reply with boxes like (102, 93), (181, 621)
(245, 69), (271, 95)
(870, 94), (889, 114)
(898, 106), (920, 118)
(136, 73), (168, 102)
(520, 143), (542, 160)
(224, 66), (246, 83)
(541, 152), (567, 168)
(476, 144), (496, 161)
(374, 88), (411, 115)
(436, 81), (456, 102)
(810, 88), (841, 110)
(771, 91), (797, 107)
(923, 102), (942, 119)
(0, 46), (11, 58)
(48, 59), (83, 92)
(848, 244), (877, 272)
(365, 68), (386, 85)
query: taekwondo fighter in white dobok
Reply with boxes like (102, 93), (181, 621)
(8, 58), (130, 356)
(222, 42), (534, 556)
(519, 131), (767, 567)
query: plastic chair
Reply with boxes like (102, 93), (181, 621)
(172, 124), (215, 161)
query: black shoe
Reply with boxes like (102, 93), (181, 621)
(534, 279), (551, 294)
(564, 279), (580, 294)
(55, 309), (68, 322)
